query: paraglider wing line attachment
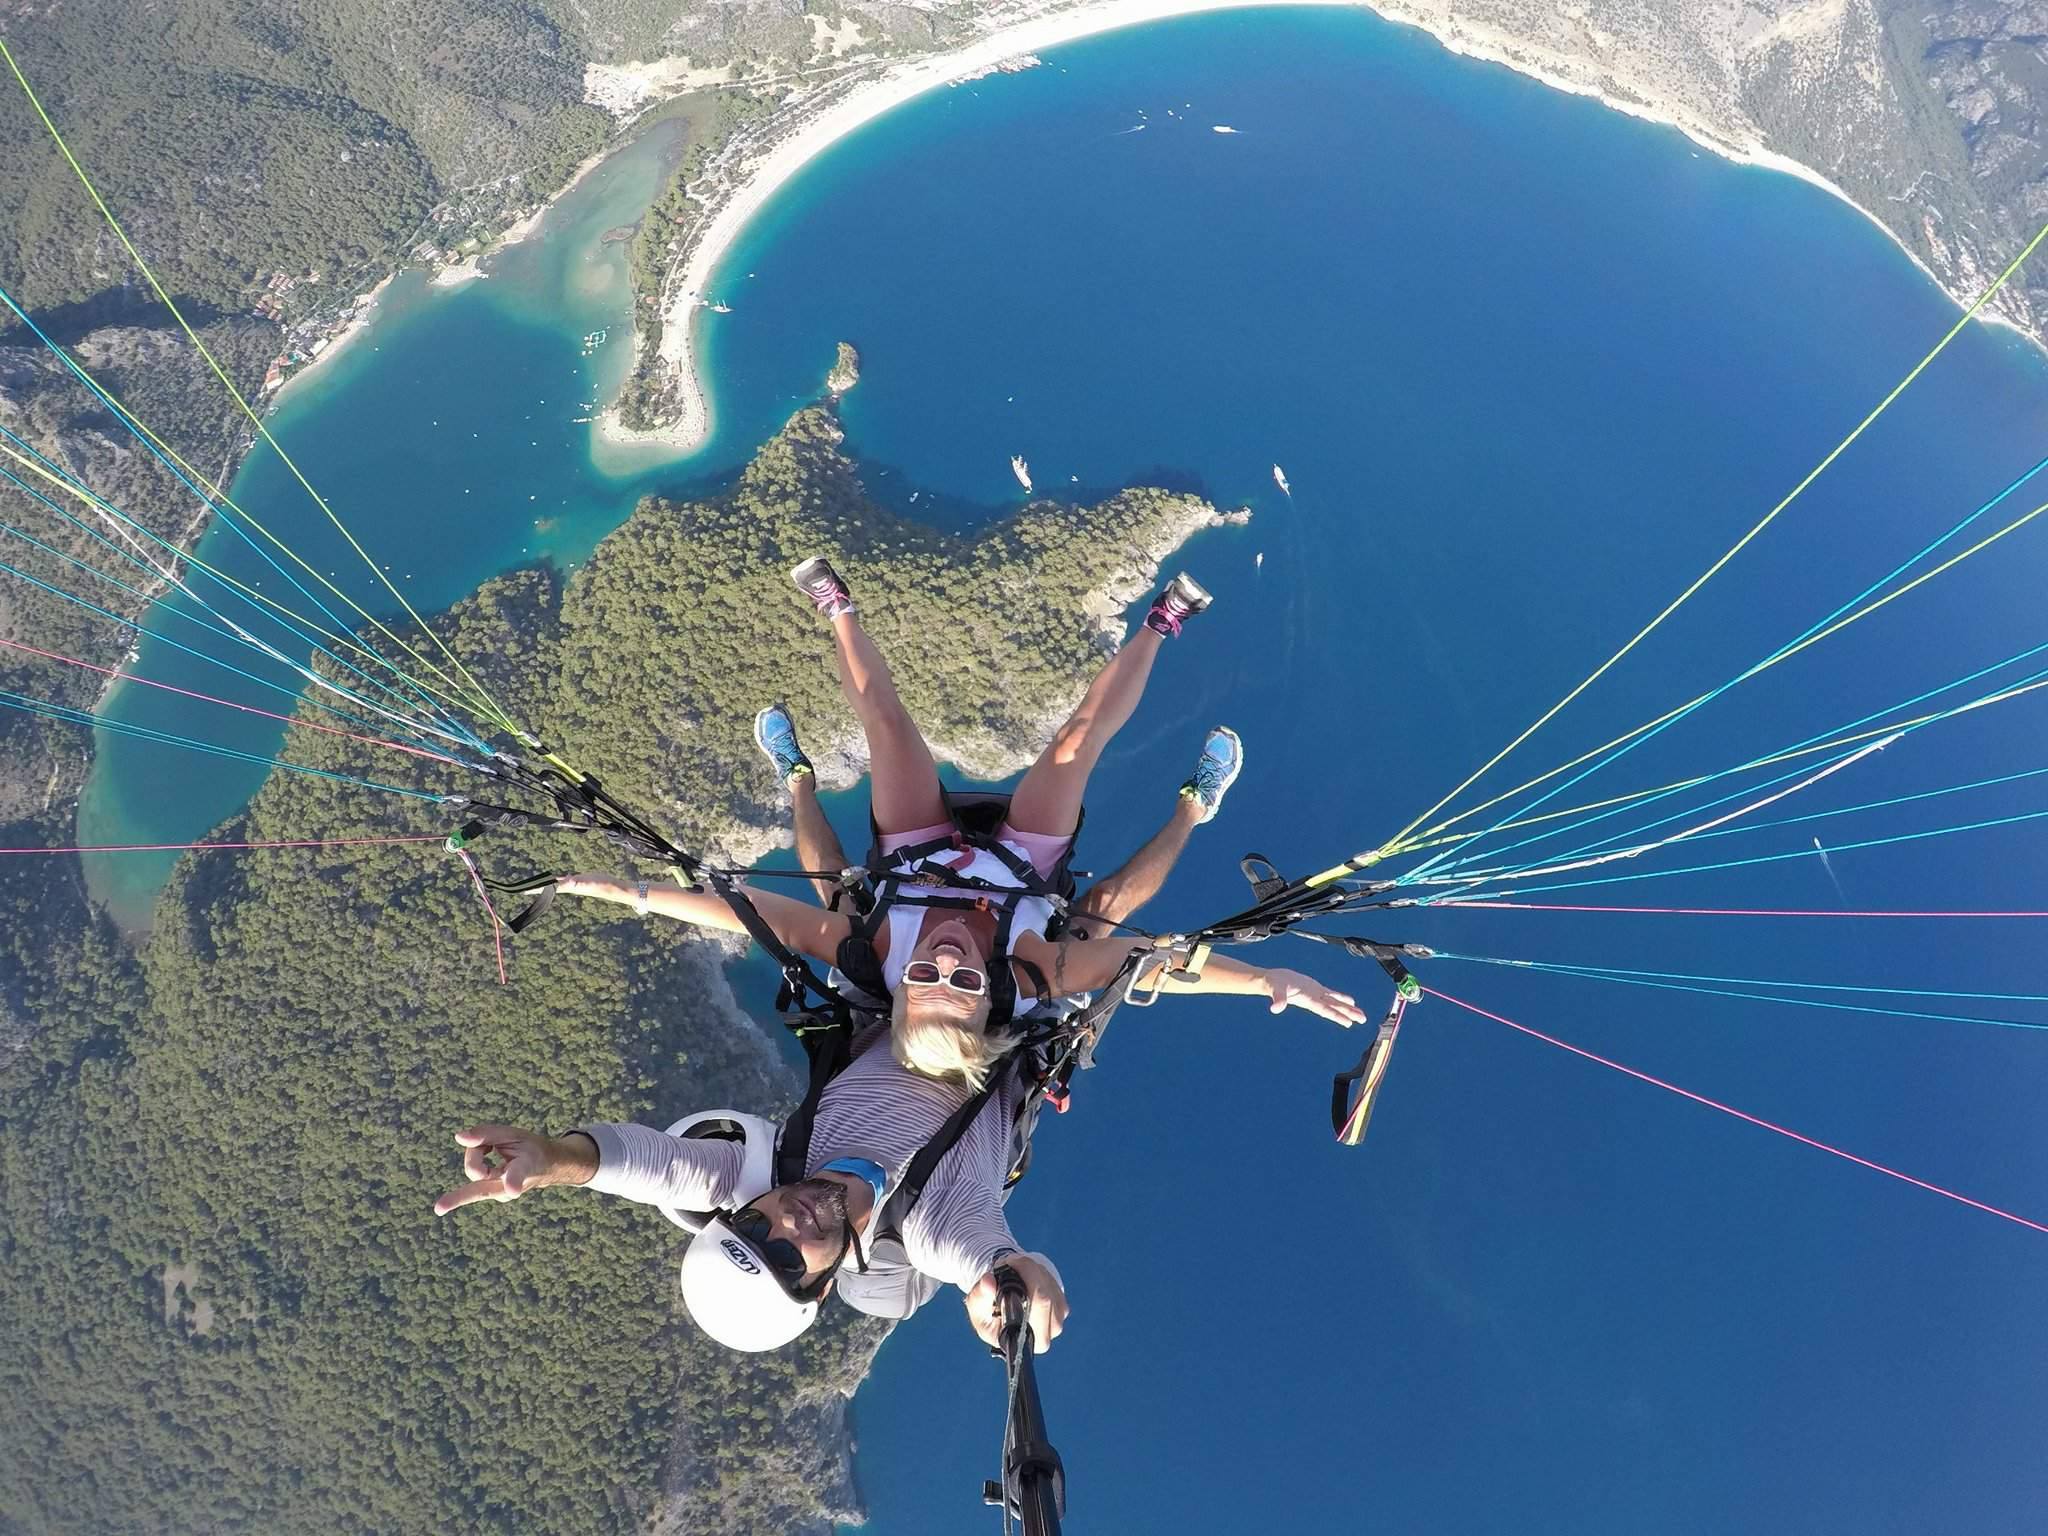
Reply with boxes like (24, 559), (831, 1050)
(436, 753), (712, 937)
(1333, 995), (1408, 1146)
(1183, 850), (1403, 948)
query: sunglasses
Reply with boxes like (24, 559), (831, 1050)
(727, 1206), (812, 1295)
(902, 960), (988, 995)
(729, 1195), (869, 1301)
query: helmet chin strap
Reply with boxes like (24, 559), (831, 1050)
(814, 1157), (888, 1282)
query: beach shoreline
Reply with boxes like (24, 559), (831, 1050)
(597, 0), (2031, 461)
(268, 271), (396, 404)
(278, 144), (617, 398)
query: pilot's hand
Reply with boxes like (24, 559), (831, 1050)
(965, 1252), (1068, 1354)
(433, 1125), (596, 1214)
(1262, 968), (1367, 1026)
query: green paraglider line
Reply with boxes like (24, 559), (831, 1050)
(0, 836), (447, 856)
(0, 427), (488, 747)
(1408, 450), (2048, 879)
(0, 38), (526, 739)
(1437, 804), (2048, 901)
(0, 635), (463, 766)
(1452, 649), (2048, 877)
(0, 536), (472, 759)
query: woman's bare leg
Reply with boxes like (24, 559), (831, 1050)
(1005, 626), (1163, 837)
(830, 609), (949, 835)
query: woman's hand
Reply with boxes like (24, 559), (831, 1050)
(1262, 969), (1367, 1026)
(964, 1253), (1069, 1354)
(433, 1125), (597, 1214)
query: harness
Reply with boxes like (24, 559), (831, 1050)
(763, 790), (1104, 1243)
(833, 797), (1076, 1029)
(452, 751), (1432, 1203)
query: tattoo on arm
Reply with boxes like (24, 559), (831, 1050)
(1054, 937), (1071, 995)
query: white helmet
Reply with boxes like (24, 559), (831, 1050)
(679, 1214), (819, 1351)
(662, 1111), (818, 1352)
(658, 1112), (778, 1232)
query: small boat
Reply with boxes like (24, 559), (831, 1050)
(710, 302), (733, 314)
(1255, 551), (1264, 570)
(1011, 455), (1033, 492)
(1272, 463), (1291, 496)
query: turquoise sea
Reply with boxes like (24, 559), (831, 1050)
(77, 7), (2048, 1530)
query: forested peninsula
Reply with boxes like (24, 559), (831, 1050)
(0, 399), (1241, 1535)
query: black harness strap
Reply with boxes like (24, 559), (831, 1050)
(876, 1065), (1011, 1243)
(851, 829), (1074, 1033)
(773, 1017), (856, 1190)
(473, 871), (561, 934)
(1011, 957), (1052, 1009)
(704, 869), (839, 1013)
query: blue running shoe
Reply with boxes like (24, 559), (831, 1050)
(754, 704), (814, 784)
(1179, 725), (1243, 823)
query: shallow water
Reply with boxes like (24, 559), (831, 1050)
(75, 114), (755, 926)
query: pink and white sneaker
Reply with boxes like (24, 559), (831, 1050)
(1144, 571), (1212, 637)
(791, 556), (855, 619)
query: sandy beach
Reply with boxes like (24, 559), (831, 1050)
(593, 0), (2015, 462)
(270, 271), (396, 403)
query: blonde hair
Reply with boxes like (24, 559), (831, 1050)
(890, 987), (1007, 1090)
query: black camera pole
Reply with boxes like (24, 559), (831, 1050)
(984, 1265), (1065, 1536)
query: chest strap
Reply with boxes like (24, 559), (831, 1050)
(875, 1059), (1015, 1244)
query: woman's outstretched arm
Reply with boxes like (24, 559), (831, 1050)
(1009, 931), (1367, 1026)
(558, 874), (851, 963)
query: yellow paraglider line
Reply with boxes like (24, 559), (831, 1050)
(1379, 494), (2048, 861)
(0, 432), (513, 738)
(1356, 213), (2048, 877)
(0, 36), (525, 741)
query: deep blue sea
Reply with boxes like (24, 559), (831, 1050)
(75, 7), (2048, 1530)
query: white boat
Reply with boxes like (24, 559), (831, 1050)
(1011, 455), (1033, 492)
(1255, 551), (1264, 570)
(1273, 463), (1291, 496)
